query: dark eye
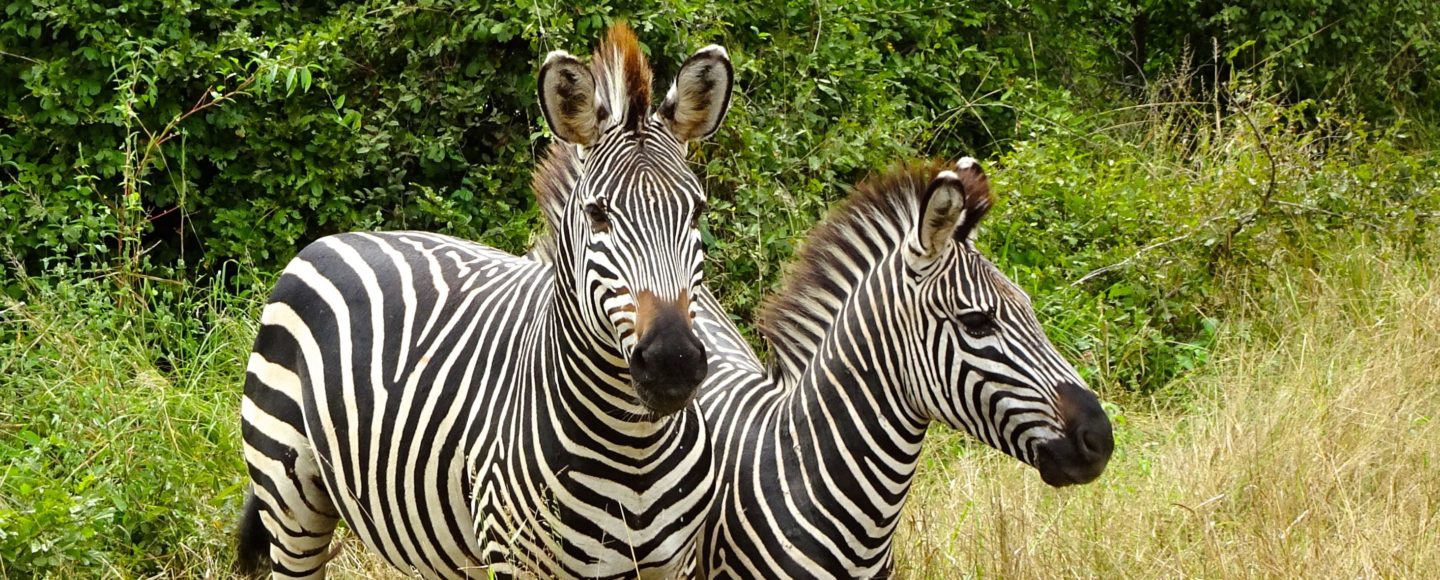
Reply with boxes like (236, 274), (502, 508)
(584, 198), (610, 230)
(957, 311), (997, 337)
(690, 200), (708, 228)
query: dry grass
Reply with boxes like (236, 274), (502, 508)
(323, 529), (411, 579)
(895, 247), (1440, 578)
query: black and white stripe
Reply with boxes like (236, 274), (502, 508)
(691, 159), (1115, 578)
(235, 24), (734, 579)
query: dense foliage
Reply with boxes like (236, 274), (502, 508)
(1, 1), (1436, 575)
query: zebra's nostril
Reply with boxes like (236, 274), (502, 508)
(1078, 427), (1097, 455)
(1053, 382), (1114, 463)
(1075, 419), (1114, 461)
(690, 336), (707, 373)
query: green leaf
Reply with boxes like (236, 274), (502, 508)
(284, 67), (297, 96)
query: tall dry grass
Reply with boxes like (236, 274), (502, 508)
(894, 246), (1440, 578)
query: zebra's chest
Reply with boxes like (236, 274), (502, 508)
(467, 402), (714, 578)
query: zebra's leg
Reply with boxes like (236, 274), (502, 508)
(240, 354), (342, 579)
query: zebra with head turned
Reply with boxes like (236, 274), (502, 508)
(235, 24), (734, 578)
(687, 158), (1115, 577)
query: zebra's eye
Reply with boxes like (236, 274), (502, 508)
(957, 311), (997, 338)
(690, 200), (708, 228)
(584, 198), (610, 230)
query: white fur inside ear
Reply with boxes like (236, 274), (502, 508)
(538, 55), (600, 146)
(956, 157), (976, 170)
(937, 169), (960, 181)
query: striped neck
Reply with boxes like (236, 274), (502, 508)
(773, 253), (929, 569)
(757, 163), (947, 387)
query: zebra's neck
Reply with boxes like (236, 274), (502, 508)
(543, 267), (674, 432)
(699, 165), (953, 573)
(773, 258), (928, 566)
(756, 163), (945, 387)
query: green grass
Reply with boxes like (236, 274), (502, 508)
(0, 280), (254, 576)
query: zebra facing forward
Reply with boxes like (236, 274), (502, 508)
(688, 159), (1115, 577)
(235, 24), (734, 578)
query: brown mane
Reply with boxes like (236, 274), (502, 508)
(593, 23), (652, 132)
(528, 142), (578, 262)
(755, 161), (954, 381)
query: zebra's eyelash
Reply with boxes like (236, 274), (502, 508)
(955, 309), (998, 337)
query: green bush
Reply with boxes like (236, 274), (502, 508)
(0, 1), (1024, 287)
(1021, 1), (1438, 122)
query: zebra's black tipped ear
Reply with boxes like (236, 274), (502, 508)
(911, 168), (967, 264)
(950, 157), (993, 246)
(539, 50), (603, 147)
(657, 44), (734, 142)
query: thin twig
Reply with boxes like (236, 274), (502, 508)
(1273, 200), (1385, 230)
(810, 0), (823, 55)
(1072, 233), (1192, 286)
(1213, 37), (1221, 137)
(0, 50), (40, 64)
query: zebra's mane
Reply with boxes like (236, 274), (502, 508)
(757, 161), (956, 382)
(592, 23), (653, 133)
(528, 142), (579, 263)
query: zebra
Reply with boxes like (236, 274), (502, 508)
(234, 24), (735, 579)
(688, 158), (1116, 577)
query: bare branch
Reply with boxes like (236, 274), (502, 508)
(1072, 233), (1192, 286)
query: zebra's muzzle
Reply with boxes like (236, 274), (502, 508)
(630, 291), (708, 416)
(1035, 382), (1114, 487)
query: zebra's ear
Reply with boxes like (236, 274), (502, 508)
(657, 45), (734, 142)
(538, 50), (603, 147)
(909, 169), (967, 268)
(949, 157), (993, 247)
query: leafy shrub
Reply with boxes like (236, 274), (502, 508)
(1021, 0), (1439, 123)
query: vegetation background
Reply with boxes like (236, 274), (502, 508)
(1, 0), (1436, 576)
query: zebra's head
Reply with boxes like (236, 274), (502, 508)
(902, 159), (1113, 487)
(536, 25), (733, 416)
